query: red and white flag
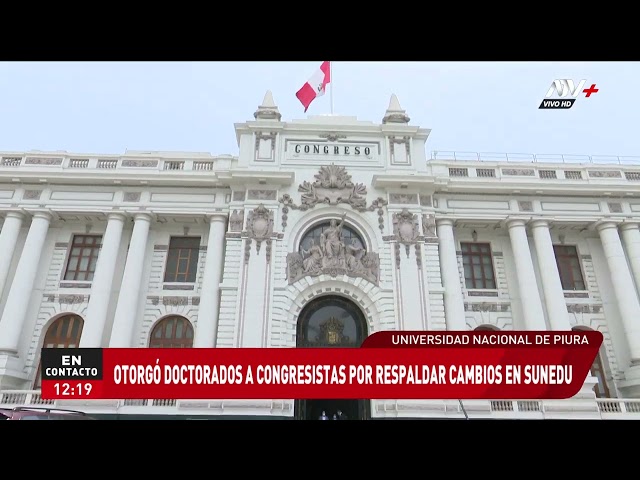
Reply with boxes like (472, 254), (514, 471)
(295, 61), (331, 113)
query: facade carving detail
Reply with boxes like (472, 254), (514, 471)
(229, 210), (244, 232)
(279, 163), (387, 213)
(287, 213), (379, 285)
(245, 204), (274, 262)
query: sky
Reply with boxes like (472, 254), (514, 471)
(0, 61), (638, 160)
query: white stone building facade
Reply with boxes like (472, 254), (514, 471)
(0, 92), (640, 419)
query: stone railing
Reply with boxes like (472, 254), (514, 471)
(1, 391), (639, 419)
(0, 154), (237, 173)
(431, 151), (640, 165)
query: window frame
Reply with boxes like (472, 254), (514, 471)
(149, 316), (194, 349)
(33, 315), (84, 389)
(553, 244), (587, 292)
(460, 242), (497, 291)
(163, 236), (202, 284)
(61, 234), (103, 283)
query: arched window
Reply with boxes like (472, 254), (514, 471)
(149, 316), (194, 348)
(474, 325), (500, 331)
(572, 326), (610, 398)
(300, 220), (365, 252)
(34, 314), (84, 388)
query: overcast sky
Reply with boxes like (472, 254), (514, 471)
(0, 61), (637, 159)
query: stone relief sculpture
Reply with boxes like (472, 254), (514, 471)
(422, 213), (437, 239)
(287, 213), (380, 285)
(278, 163), (388, 232)
(229, 209), (244, 232)
(245, 204), (274, 261)
(392, 208), (420, 257)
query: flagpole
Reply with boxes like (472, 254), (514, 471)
(329, 61), (334, 115)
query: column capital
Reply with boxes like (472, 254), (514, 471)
(133, 212), (153, 223)
(505, 217), (528, 229)
(206, 213), (228, 224)
(435, 217), (455, 227)
(31, 211), (53, 221)
(3, 210), (25, 220)
(106, 212), (128, 223)
(595, 220), (620, 232)
(620, 222), (640, 233)
(529, 219), (551, 230)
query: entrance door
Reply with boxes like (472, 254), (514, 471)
(295, 295), (370, 420)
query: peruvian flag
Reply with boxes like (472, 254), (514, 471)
(295, 61), (331, 113)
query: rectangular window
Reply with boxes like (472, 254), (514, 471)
(461, 242), (496, 289)
(63, 235), (102, 281)
(553, 245), (586, 290)
(164, 237), (201, 283)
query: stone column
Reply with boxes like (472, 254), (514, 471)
(530, 220), (572, 330)
(193, 214), (227, 348)
(108, 213), (152, 348)
(620, 223), (640, 297)
(507, 219), (547, 330)
(80, 213), (127, 348)
(436, 219), (466, 330)
(597, 222), (640, 360)
(0, 212), (52, 353)
(0, 212), (24, 300)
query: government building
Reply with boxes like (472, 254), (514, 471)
(0, 92), (639, 419)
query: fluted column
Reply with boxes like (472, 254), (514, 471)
(507, 219), (547, 330)
(0, 212), (25, 301)
(109, 213), (152, 348)
(530, 220), (572, 330)
(597, 222), (640, 360)
(193, 214), (228, 348)
(0, 212), (52, 353)
(620, 223), (640, 297)
(80, 213), (127, 348)
(436, 219), (466, 330)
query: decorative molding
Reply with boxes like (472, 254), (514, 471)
(54, 242), (69, 249)
(518, 200), (533, 212)
(564, 292), (589, 298)
(25, 157), (62, 165)
(389, 193), (418, 205)
(154, 245), (168, 251)
(233, 191), (246, 202)
(229, 209), (244, 232)
(467, 291), (499, 297)
(567, 304), (602, 314)
(123, 192), (141, 202)
(502, 168), (535, 176)
(607, 202), (623, 213)
(226, 232), (242, 239)
(419, 195), (432, 207)
(121, 160), (158, 168)
(319, 133), (347, 142)
(464, 302), (510, 312)
(191, 296), (201, 306)
(58, 294), (88, 304)
(59, 282), (91, 289)
(392, 209), (420, 259)
(245, 204), (274, 262)
(278, 164), (387, 215)
(589, 170), (622, 178)
(24, 190), (42, 200)
(248, 189), (277, 201)
(163, 284), (195, 291)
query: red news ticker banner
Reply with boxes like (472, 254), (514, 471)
(40, 330), (602, 400)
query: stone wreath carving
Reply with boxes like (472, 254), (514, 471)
(278, 163), (388, 232)
(286, 213), (380, 285)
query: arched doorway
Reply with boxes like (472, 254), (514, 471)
(295, 295), (370, 420)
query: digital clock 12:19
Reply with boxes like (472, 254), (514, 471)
(53, 382), (93, 397)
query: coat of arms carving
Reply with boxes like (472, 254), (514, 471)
(245, 204), (274, 260)
(393, 208), (420, 257)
